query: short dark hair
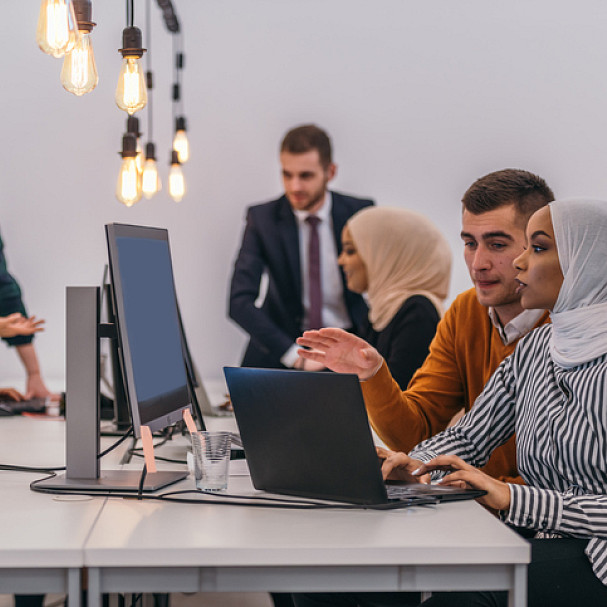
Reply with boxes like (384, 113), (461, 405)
(280, 124), (332, 168)
(462, 169), (554, 223)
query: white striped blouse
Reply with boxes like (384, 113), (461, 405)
(409, 324), (607, 585)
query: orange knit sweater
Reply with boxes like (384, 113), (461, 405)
(362, 287), (550, 483)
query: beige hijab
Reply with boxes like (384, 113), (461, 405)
(347, 207), (452, 331)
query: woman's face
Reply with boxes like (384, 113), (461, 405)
(513, 206), (564, 310)
(338, 225), (368, 294)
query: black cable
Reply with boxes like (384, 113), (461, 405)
(1, 464), (64, 473)
(145, 0), (154, 142)
(1, 427), (134, 474)
(99, 426), (134, 458)
(28, 477), (437, 510)
(130, 451), (185, 464)
(137, 463), (147, 500)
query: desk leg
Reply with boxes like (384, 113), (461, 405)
(88, 568), (101, 607)
(68, 568), (81, 607)
(509, 564), (527, 607)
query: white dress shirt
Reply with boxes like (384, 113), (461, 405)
(281, 192), (350, 367)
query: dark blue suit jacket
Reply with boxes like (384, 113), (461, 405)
(229, 191), (374, 368)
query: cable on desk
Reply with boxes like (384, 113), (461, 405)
(153, 490), (438, 511)
(1, 463), (64, 473)
(137, 463), (147, 500)
(1, 427), (134, 474)
(129, 451), (186, 465)
(99, 426), (134, 457)
(28, 478), (437, 510)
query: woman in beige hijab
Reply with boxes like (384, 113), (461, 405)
(339, 207), (452, 389)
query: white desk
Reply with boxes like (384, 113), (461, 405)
(84, 471), (529, 607)
(0, 417), (106, 607)
(0, 416), (530, 607)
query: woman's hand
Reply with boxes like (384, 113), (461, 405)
(0, 313), (45, 338)
(414, 454), (511, 511)
(296, 328), (383, 380)
(377, 447), (429, 483)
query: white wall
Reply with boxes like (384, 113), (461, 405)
(2, 0), (607, 388)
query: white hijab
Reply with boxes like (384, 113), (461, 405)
(550, 199), (607, 368)
(347, 207), (452, 331)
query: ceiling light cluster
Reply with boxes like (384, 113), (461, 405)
(36, 0), (189, 206)
(37, 0), (98, 96)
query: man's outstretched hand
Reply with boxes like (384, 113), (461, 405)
(297, 328), (383, 380)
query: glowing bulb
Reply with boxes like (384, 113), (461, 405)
(172, 130), (189, 164)
(135, 140), (144, 174)
(169, 151), (186, 202)
(36, 0), (78, 58)
(116, 134), (141, 206)
(115, 57), (147, 114)
(142, 159), (161, 199)
(116, 156), (141, 206)
(61, 31), (98, 96)
(172, 116), (189, 163)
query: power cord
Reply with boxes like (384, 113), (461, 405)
(1, 426), (134, 474)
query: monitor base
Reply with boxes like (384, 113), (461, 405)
(36, 469), (188, 492)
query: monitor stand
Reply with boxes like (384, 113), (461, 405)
(37, 287), (187, 493)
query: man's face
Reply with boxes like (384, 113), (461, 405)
(461, 204), (528, 323)
(281, 150), (336, 213)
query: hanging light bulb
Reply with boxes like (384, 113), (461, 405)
(36, 0), (78, 58)
(172, 116), (189, 163)
(115, 26), (147, 115)
(142, 143), (161, 199)
(126, 116), (143, 174)
(61, 31), (97, 95)
(60, 1), (97, 96)
(168, 151), (186, 202)
(116, 133), (142, 207)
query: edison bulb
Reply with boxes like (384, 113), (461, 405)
(115, 57), (147, 114)
(61, 31), (98, 96)
(36, 0), (78, 57)
(142, 159), (161, 199)
(173, 129), (190, 163)
(135, 140), (144, 174)
(169, 163), (186, 203)
(116, 156), (141, 206)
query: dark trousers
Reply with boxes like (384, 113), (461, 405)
(14, 597), (45, 607)
(272, 593), (296, 607)
(292, 592), (420, 607)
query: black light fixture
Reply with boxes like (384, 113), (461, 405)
(142, 0), (161, 198)
(116, 0), (147, 114)
(126, 115), (144, 175)
(172, 47), (189, 163)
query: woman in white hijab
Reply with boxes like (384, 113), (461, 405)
(338, 207), (452, 389)
(379, 199), (607, 606)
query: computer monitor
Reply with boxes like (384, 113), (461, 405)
(105, 223), (192, 439)
(37, 223), (194, 492)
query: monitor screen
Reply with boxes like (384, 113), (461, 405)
(106, 223), (191, 437)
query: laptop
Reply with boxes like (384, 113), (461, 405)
(223, 367), (486, 506)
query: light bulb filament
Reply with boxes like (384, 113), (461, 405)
(46, 2), (70, 51)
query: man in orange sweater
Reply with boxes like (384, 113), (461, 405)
(296, 168), (553, 485)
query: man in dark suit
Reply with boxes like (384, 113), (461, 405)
(229, 124), (374, 370)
